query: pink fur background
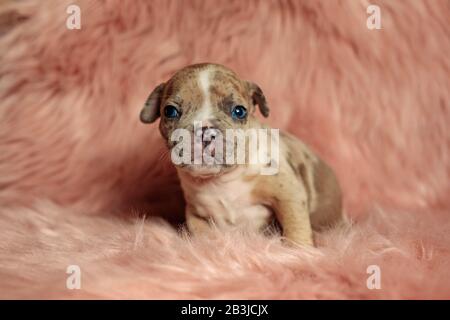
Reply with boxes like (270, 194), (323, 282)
(0, 0), (449, 299)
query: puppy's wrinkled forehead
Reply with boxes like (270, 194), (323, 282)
(164, 64), (250, 121)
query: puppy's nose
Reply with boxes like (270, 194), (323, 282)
(202, 126), (217, 139)
(198, 126), (218, 147)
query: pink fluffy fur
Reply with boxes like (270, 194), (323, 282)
(0, 0), (449, 299)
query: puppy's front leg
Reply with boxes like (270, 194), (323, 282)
(274, 194), (314, 246)
(258, 176), (314, 246)
(185, 206), (212, 235)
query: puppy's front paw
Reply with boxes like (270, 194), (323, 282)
(283, 231), (314, 247)
(186, 213), (214, 236)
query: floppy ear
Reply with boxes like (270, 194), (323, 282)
(140, 83), (165, 124)
(246, 81), (269, 117)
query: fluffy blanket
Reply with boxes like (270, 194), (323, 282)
(0, 0), (449, 299)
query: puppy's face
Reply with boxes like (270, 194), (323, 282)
(140, 63), (269, 177)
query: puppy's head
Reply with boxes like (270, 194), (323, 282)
(140, 63), (269, 177)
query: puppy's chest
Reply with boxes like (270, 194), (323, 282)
(182, 177), (272, 230)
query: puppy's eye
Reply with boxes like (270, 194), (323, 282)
(164, 105), (181, 119)
(231, 105), (247, 120)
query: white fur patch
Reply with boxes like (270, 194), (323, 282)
(194, 69), (213, 122)
(179, 167), (272, 231)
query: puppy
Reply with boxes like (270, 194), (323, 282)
(140, 63), (342, 246)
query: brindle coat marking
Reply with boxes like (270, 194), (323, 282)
(140, 63), (343, 246)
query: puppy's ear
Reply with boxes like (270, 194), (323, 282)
(246, 81), (269, 117)
(140, 83), (165, 124)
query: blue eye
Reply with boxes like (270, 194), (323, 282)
(231, 105), (247, 120)
(164, 105), (180, 119)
